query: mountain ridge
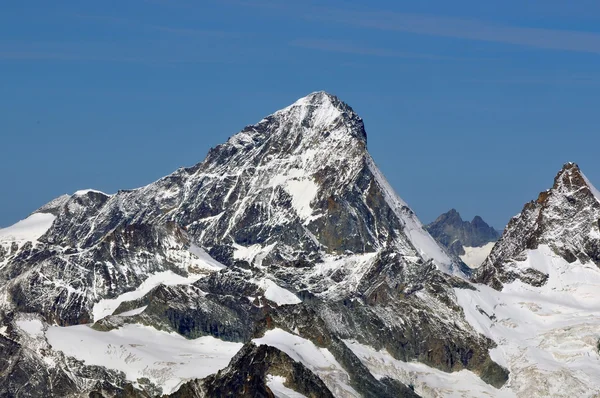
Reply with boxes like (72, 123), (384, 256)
(474, 162), (600, 288)
(455, 162), (600, 395)
(0, 92), (507, 397)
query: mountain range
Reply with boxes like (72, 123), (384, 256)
(1, 92), (599, 398)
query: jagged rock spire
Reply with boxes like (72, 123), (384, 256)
(474, 162), (600, 289)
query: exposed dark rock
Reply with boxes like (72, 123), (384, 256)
(427, 209), (500, 256)
(474, 162), (600, 289)
(0, 91), (504, 397)
(167, 343), (335, 398)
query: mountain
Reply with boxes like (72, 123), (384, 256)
(0, 92), (507, 397)
(454, 162), (600, 396)
(474, 162), (600, 288)
(426, 209), (500, 267)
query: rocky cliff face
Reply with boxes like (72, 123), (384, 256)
(427, 209), (499, 257)
(474, 162), (600, 289)
(0, 92), (506, 397)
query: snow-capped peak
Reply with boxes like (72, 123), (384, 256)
(73, 189), (110, 197)
(474, 162), (600, 289)
(555, 162), (600, 204)
(275, 91), (361, 130)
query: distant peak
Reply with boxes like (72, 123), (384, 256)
(471, 215), (485, 224)
(441, 208), (462, 222)
(471, 216), (495, 231)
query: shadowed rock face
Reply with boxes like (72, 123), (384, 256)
(474, 162), (600, 289)
(427, 209), (500, 256)
(168, 344), (336, 398)
(0, 92), (506, 397)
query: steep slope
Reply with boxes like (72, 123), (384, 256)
(455, 163), (600, 396)
(0, 91), (505, 397)
(426, 209), (499, 267)
(474, 162), (600, 288)
(0, 91), (464, 326)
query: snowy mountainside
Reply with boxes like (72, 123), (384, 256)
(454, 163), (600, 397)
(474, 162), (600, 288)
(0, 91), (464, 325)
(0, 91), (506, 397)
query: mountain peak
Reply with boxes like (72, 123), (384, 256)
(287, 91), (347, 111)
(536, 162), (600, 206)
(271, 91), (367, 144)
(552, 161), (582, 188)
(426, 209), (499, 258)
(475, 162), (600, 289)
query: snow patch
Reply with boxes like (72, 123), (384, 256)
(0, 213), (55, 242)
(345, 340), (514, 398)
(275, 91), (342, 128)
(92, 271), (202, 322)
(284, 178), (319, 220)
(256, 279), (301, 305)
(117, 306), (148, 317)
(460, 242), (495, 269)
(233, 242), (276, 267)
(16, 318), (45, 337)
(266, 375), (308, 398)
(73, 189), (109, 196)
(581, 171), (600, 204)
(254, 328), (360, 397)
(188, 244), (225, 270)
(456, 245), (600, 397)
(46, 324), (242, 395)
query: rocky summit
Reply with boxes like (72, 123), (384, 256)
(427, 209), (500, 268)
(2, 92), (599, 397)
(460, 162), (600, 396)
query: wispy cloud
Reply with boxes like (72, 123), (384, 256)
(237, 1), (600, 54)
(291, 39), (467, 61)
(0, 39), (239, 65)
(464, 75), (600, 85)
(322, 10), (600, 54)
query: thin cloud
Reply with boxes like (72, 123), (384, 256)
(321, 10), (600, 54)
(465, 75), (600, 85)
(291, 39), (466, 61)
(237, 1), (600, 54)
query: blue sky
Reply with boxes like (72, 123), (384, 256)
(2, 0), (600, 229)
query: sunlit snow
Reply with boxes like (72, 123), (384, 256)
(459, 242), (495, 269)
(456, 245), (600, 397)
(254, 328), (360, 397)
(46, 324), (242, 394)
(255, 279), (301, 305)
(345, 340), (514, 398)
(0, 212), (55, 243)
(266, 375), (308, 398)
(92, 271), (203, 322)
(365, 156), (461, 277)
